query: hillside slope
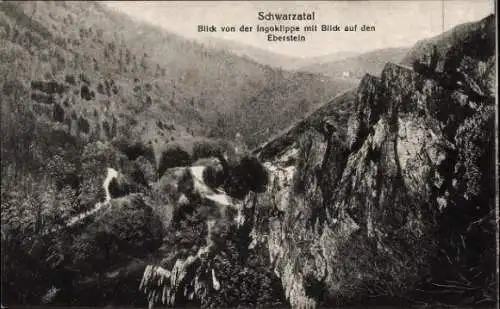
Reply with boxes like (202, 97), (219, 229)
(0, 1), (354, 150)
(198, 36), (307, 70)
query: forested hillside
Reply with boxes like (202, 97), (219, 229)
(0, 1), (354, 150)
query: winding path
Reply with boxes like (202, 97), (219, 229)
(44, 167), (118, 235)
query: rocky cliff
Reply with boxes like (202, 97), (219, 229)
(245, 14), (496, 308)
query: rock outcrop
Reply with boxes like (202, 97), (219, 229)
(245, 14), (495, 309)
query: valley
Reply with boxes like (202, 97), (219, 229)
(0, 2), (496, 309)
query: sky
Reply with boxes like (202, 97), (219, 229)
(102, 1), (494, 58)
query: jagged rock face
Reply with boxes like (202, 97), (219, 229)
(250, 15), (495, 308)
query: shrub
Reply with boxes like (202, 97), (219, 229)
(3, 79), (25, 96)
(238, 156), (268, 193)
(113, 140), (155, 164)
(53, 103), (65, 122)
(102, 121), (110, 139)
(192, 139), (234, 162)
(77, 117), (90, 134)
(131, 158), (155, 186)
(31, 92), (54, 104)
(80, 85), (93, 101)
(202, 160), (226, 189)
(108, 174), (133, 198)
(79, 73), (90, 85)
(158, 146), (192, 178)
(223, 155), (268, 199)
(97, 82), (104, 94)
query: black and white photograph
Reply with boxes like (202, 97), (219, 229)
(0, 1), (497, 308)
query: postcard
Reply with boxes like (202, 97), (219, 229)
(0, 1), (497, 308)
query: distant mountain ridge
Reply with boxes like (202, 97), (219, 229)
(199, 35), (408, 82)
(298, 46), (409, 78)
(197, 35), (407, 79)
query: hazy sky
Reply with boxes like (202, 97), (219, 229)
(103, 1), (494, 58)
